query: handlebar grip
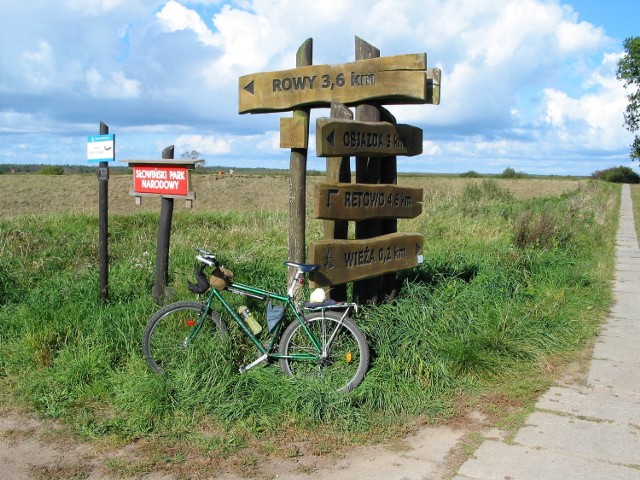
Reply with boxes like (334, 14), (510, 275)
(195, 255), (217, 267)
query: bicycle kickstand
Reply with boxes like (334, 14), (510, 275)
(239, 353), (269, 373)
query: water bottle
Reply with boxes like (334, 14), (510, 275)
(238, 306), (262, 335)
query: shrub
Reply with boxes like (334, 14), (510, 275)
(513, 208), (570, 249)
(460, 170), (481, 178)
(500, 167), (527, 179)
(38, 166), (65, 175)
(591, 166), (640, 184)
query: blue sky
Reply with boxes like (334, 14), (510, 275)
(0, 0), (638, 175)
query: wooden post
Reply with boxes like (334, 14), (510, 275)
(152, 145), (175, 303)
(354, 37), (382, 305)
(288, 38), (312, 280)
(380, 106), (398, 300)
(325, 101), (353, 301)
(98, 121), (109, 302)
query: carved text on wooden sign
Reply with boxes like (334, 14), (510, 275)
(316, 118), (422, 157)
(309, 233), (424, 286)
(314, 183), (423, 220)
(239, 54), (441, 113)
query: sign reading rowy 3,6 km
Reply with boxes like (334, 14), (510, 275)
(239, 53), (440, 113)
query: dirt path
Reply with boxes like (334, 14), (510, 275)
(0, 407), (501, 480)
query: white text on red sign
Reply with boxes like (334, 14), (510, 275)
(133, 167), (189, 196)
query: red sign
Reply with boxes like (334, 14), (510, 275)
(133, 166), (189, 196)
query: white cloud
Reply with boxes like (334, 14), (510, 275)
(20, 41), (55, 89)
(556, 20), (605, 53)
(540, 51), (629, 150)
(66, 0), (127, 13)
(422, 140), (441, 156)
(85, 68), (141, 98)
(255, 130), (281, 152)
(175, 134), (235, 155)
(156, 0), (217, 45)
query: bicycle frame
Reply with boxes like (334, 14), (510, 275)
(194, 280), (328, 371)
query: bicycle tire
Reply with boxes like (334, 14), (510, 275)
(278, 311), (369, 393)
(142, 301), (227, 374)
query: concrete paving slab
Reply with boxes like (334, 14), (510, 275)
(536, 386), (640, 425)
(612, 282), (640, 290)
(588, 358), (640, 394)
(609, 301), (640, 318)
(592, 335), (640, 362)
(454, 440), (639, 480)
(601, 316), (640, 336)
(514, 411), (640, 466)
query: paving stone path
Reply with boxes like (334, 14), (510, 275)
(454, 184), (640, 480)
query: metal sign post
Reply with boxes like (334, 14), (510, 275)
(87, 121), (114, 302)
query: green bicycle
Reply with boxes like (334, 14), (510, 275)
(142, 248), (369, 392)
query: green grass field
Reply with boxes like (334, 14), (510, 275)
(0, 174), (621, 476)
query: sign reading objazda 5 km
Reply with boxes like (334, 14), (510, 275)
(316, 118), (423, 157)
(310, 233), (424, 287)
(239, 53), (440, 113)
(314, 183), (423, 220)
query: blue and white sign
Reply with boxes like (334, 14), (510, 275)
(87, 134), (115, 162)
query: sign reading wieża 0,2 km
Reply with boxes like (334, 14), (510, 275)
(239, 53), (439, 113)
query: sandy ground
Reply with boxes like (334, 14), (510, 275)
(1, 406), (503, 480)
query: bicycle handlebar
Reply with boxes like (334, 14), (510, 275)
(195, 248), (220, 268)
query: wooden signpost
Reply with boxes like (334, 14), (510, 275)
(239, 36), (440, 303)
(314, 183), (423, 220)
(309, 233), (424, 286)
(316, 118), (423, 157)
(122, 150), (203, 303)
(239, 54), (440, 113)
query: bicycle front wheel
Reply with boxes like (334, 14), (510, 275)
(278, 311), (369, 393)
(142, 301), (227, 374)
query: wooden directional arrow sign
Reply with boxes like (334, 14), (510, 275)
(239, 53), (440, 113)
(309, 233), (424, 286)
(314, 183), (423, 220)
(316, 118), (423, 157)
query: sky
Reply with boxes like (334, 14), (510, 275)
(1, 0), (639, 176)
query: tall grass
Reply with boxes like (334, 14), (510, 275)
(0, 180), (619, 446)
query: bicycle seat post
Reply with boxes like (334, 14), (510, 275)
(287, 268), (304, 298)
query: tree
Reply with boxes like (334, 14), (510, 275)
(617, 36), (640, 160)
(180, 150), (201, 160)
(592, 166), (640, 184)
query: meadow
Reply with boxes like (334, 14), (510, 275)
(0, 172), (621, 477)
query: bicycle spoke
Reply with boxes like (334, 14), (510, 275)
(143, 302), (226, 374)
(278, 311), (369, 392)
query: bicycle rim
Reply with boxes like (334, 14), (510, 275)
(279, 312), (368, 393)
(143, 301), (225, 374)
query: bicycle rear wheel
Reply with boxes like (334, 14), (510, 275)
(278, 311), (369, 393)
(142, 301), (227, 373)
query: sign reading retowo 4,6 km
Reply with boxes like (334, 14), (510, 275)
(239, 53), (440, 113)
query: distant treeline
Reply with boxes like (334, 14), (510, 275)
(0, 163), (598, 180)
(0, 163), (325, 176)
